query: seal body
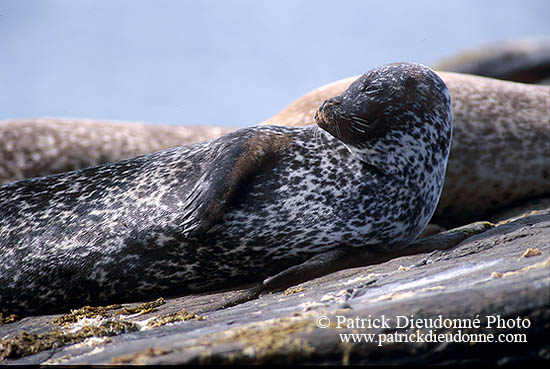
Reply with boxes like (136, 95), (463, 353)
(0, 119), (233, 184)
(0, 62), (452, 315)
(431, 36), (550, 84)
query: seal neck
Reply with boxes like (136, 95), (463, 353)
(342, 127), (451, 183)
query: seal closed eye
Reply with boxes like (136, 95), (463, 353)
(0, 62), (452, 316)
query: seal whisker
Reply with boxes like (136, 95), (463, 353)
(349, 119), (370, 127)
(350, 125), (366, 133)
(313, 125), (321, 146)
(314, 125), (328, 151)
(350, 114), (369, 122)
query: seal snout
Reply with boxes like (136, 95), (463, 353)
(316, 93), (371, 146)
(315, 96), (343, 133)
(316, 96), (342, 122)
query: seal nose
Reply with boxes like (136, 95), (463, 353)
(316, 95), (344, 133)
(317, 96), (343, 122)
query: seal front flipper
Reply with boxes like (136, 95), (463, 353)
(204, 249), (365, 310)
(179, 128), (293, 237)
(214, 247), (384, 310)
(260, 247), (379, 292)
(259, 221), (495, 294)
(215, 221), (495, 310)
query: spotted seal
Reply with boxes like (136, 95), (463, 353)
(0, 119), (233, 184)
(0, 62), (452, 315)
(431, 36), (550, 84)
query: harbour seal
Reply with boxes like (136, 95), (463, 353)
(431, 36), (550, 84)
(0, 62), (452, 315)
(0, 119), (233, 184)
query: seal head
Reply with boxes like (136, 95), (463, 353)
(315, 62), (452, 177)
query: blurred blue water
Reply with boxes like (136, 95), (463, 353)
(0, 0), (548, 127)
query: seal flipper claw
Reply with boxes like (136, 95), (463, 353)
(261, 248), (363, 292)
(178, 129), (292, 237)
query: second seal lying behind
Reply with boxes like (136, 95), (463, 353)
(0, 62), (452, 315)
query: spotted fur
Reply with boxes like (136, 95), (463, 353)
(0, 62), (452, 315)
